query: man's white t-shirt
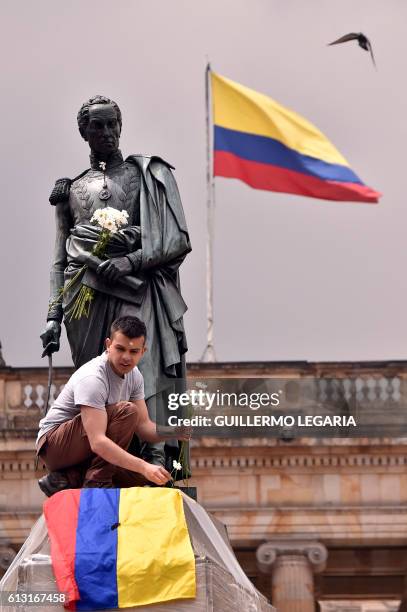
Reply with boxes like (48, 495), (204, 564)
(36, 352), (144, 444)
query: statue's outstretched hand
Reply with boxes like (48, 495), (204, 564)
(40, 321), (61, 356)
(97, 256), (132, 283)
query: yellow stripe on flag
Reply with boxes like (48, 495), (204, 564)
(211, 71), (350, 167)
(117, 488), (196, 608)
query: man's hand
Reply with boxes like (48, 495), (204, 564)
(97, 257), (132, 282)
(140, 463), (172, 486)
(40, 321), (61, 356)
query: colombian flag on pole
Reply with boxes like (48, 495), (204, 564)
(212, 71), (380, 203)
(44, 488), (196, 610)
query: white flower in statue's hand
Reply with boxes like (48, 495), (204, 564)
(91, 207), (128, 232)
(90, 210), (101, 223)
(104, 219), (116, 233)
(118, 210), (129, 225)
(99, 161), (106, 171)
(91, 209), (107, 224)
(173, 460), (182, 471)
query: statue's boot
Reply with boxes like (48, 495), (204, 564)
(140, 441), (166, 466)
(135, 392), (167, 467)
(126, 436), (166, 467)
(127, 436), (191, 478)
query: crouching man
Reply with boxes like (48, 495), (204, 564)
(36, 316), (182, 497)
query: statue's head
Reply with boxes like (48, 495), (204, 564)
(77, 95), (122, 157)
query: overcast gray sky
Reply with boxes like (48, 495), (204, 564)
(0, 0), (405, 367)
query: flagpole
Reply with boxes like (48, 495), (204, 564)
(201, 62), (217, 363)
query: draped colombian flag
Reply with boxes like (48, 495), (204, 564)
(212, 71), (380, 203)
(44, 488), (196, 611)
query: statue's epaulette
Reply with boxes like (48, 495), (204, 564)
(49, 177), (71, 205)
(48, 169), (90, 205)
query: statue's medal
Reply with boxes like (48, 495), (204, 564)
(98, 161), (111, 200)
(99, 186), (111, 201)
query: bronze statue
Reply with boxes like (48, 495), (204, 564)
(41, 95), (191, 470)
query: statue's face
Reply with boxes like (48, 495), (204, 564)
(83, 104), (121, 156)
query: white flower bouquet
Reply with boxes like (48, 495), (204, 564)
(51, 206), (129, 321)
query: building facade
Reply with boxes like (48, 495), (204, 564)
(1, 361), (407, 611)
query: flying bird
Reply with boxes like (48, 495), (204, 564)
(328, 33), (376, 68)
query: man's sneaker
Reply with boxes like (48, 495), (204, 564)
(38, 471), (70, 497)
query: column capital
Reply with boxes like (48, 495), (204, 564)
(256, 539), (328, 574)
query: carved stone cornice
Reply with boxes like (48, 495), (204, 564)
(190, 451), (407, 470)
(1, 441), (407, 471)
(209, 506), (407, 546)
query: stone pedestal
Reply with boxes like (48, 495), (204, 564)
(257, 540), (328, 612)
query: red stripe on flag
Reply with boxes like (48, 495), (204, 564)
(214, 150), (380, 203)
(44, 489), (81, 608)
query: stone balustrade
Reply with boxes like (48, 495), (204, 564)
(0, 366), (72, 431)
(1, 361), (407, 433)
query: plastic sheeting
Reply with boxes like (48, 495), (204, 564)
(0, 493), (274, 612)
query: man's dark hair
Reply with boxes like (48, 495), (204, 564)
(110, 316), (146, 341)
(77, 95), (122, 139)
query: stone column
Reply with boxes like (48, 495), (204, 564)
(256, 539), (328, 612)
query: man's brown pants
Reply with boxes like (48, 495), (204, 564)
(37, 403), (146, 488)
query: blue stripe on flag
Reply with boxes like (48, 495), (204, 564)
(214, 125), (363, 185)
(75, 489), (120, 610)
